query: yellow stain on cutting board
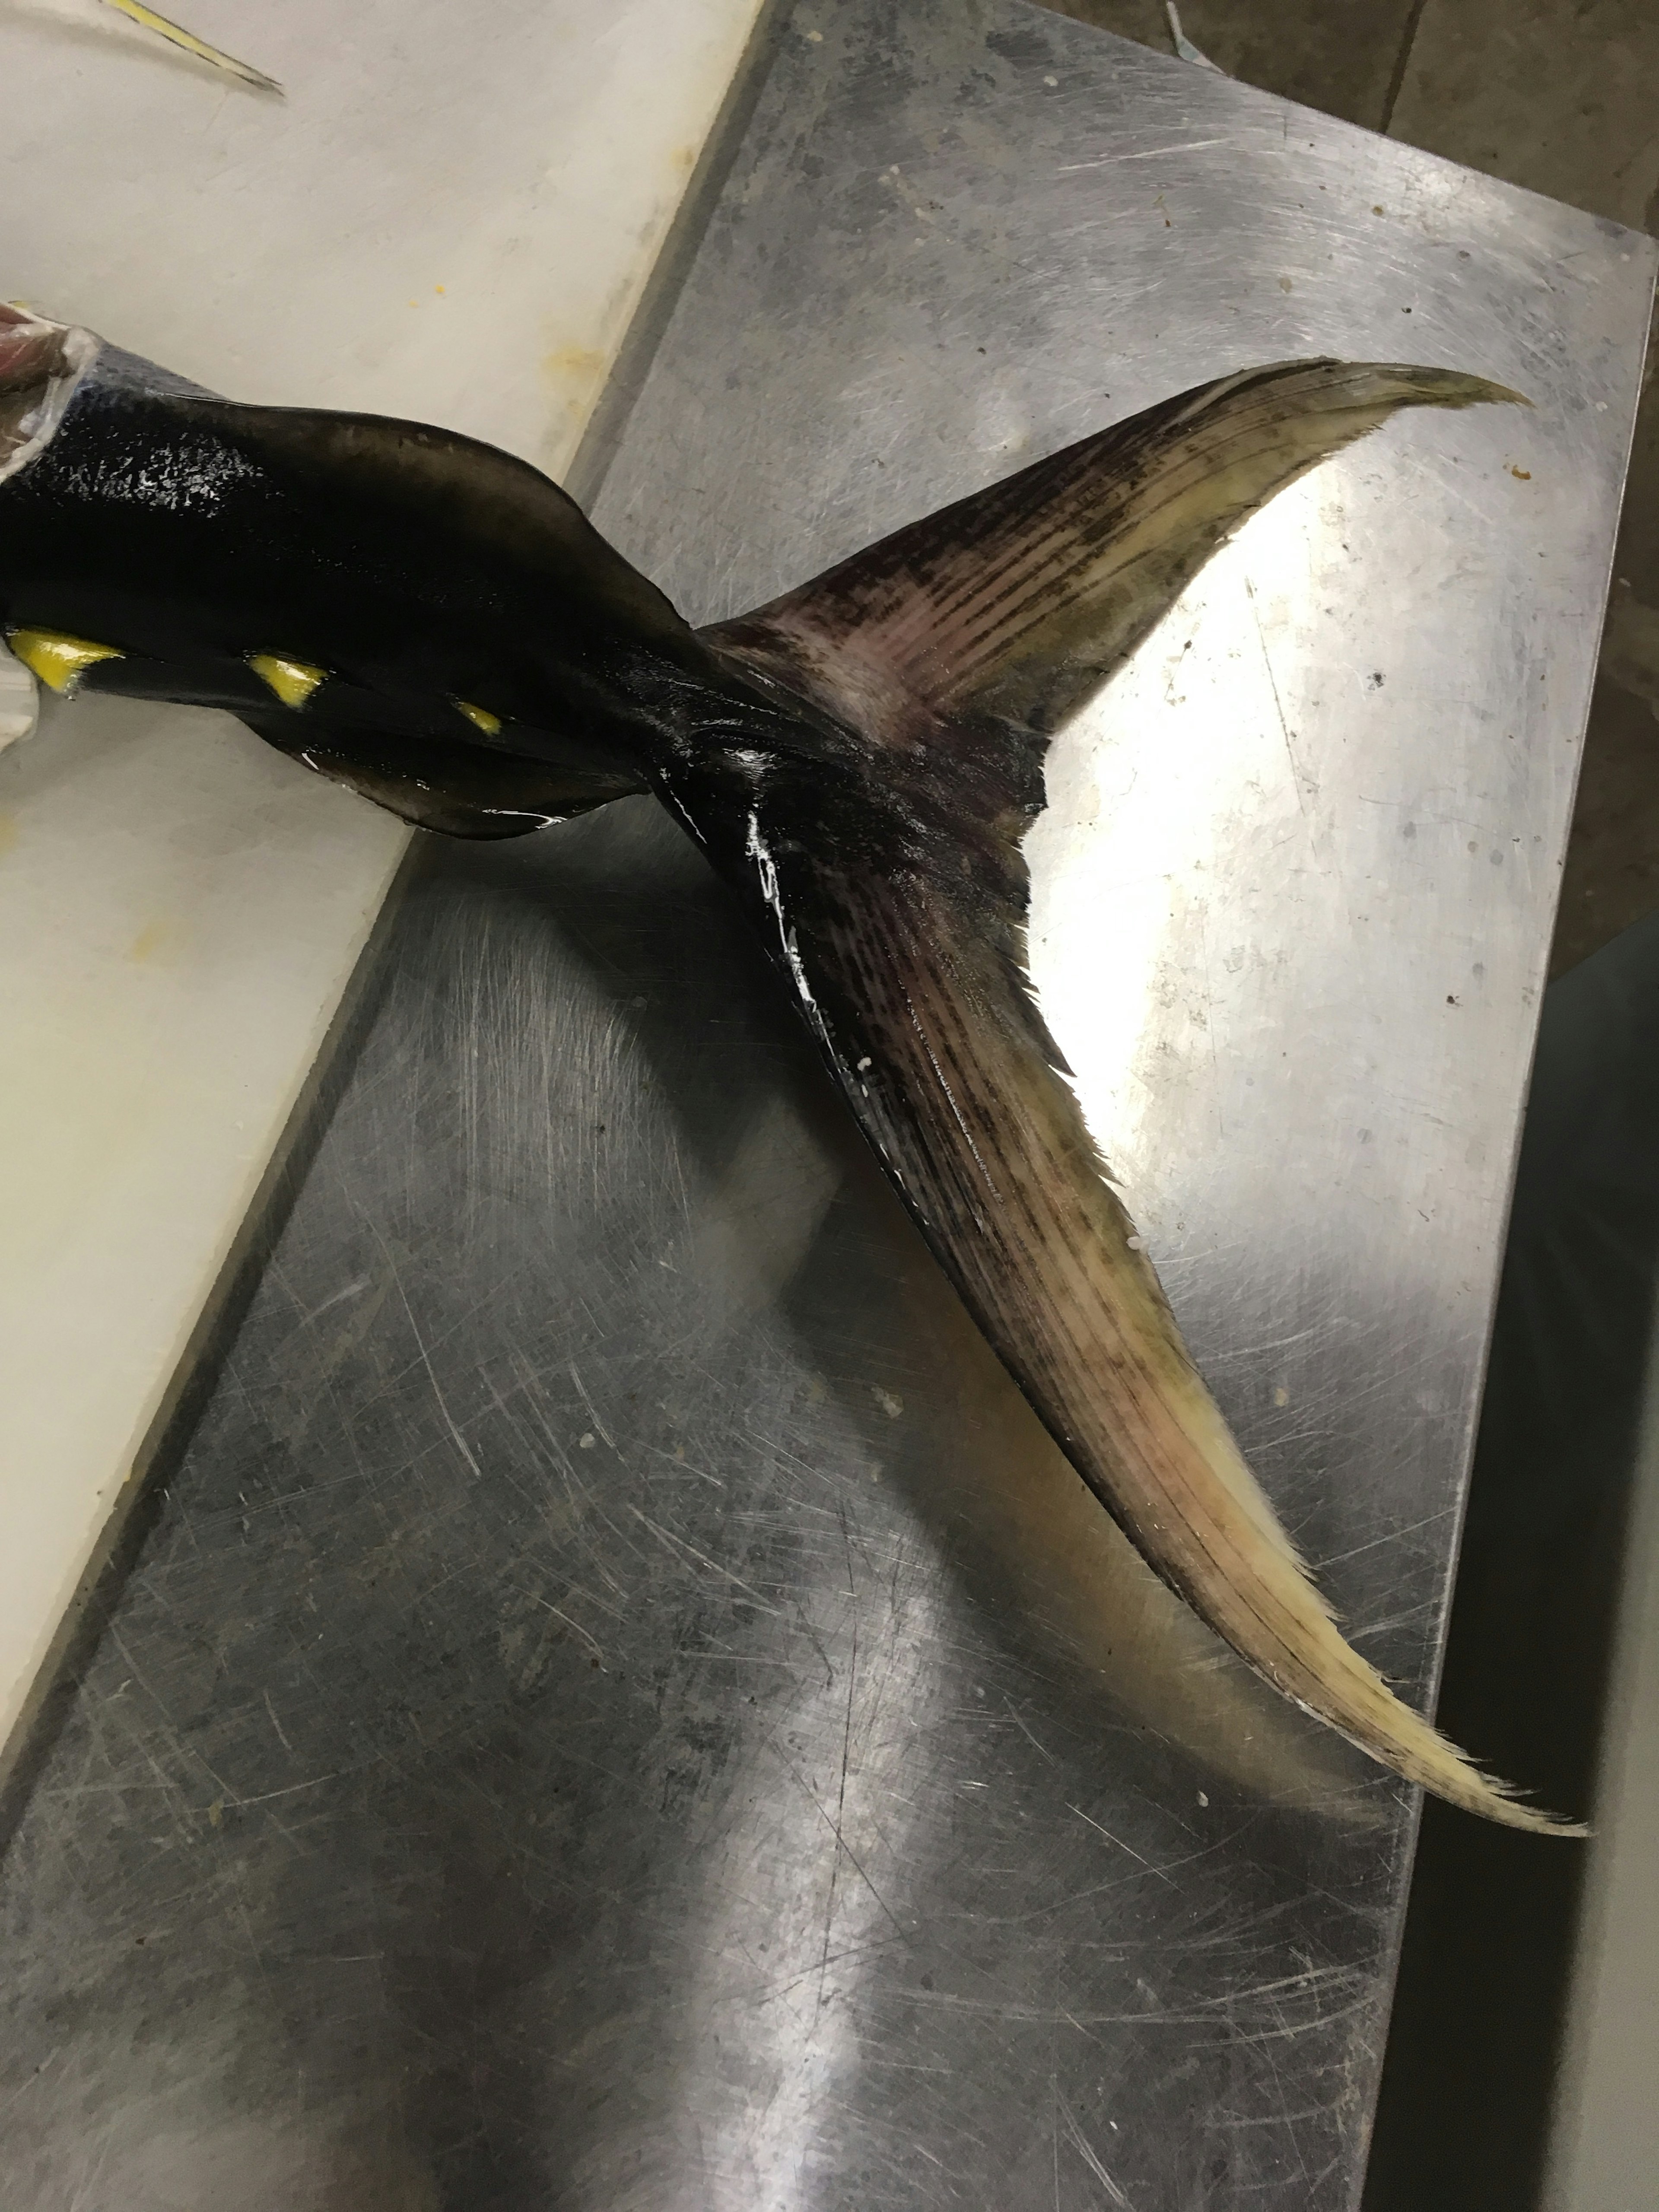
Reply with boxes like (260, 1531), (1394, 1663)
(127, 916), (179, 963)
(0, 814), (18, 861)
(543, 343), (607, 394)
(541, 341), (611, 455)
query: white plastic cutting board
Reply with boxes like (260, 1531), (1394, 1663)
(0, 0), (764, 1765)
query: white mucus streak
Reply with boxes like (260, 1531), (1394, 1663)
(746, 805), (827, 1040)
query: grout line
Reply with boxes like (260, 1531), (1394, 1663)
(1379, 0), (1434, 137)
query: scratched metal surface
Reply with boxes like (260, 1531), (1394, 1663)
(1, 3), (1652, 2208)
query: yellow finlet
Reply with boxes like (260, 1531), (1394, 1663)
(8, 628), (124, 695)
(454, 699), (503, 737)
(99, 0), (283, 93)
(248, 653), (328, 710)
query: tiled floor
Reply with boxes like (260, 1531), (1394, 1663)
(1035, 7), (1659, 2209)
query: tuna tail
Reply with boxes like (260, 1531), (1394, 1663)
(663, 357), (1581, 1834)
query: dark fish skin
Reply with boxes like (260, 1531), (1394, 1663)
(0, 365), (711, 821)
(0, 302), (1580, 1833)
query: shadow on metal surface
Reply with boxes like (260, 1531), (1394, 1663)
(0, 835), (420, 1864)
(1, 813), (1405, 2210)
(1366, 910), (1659, 2211)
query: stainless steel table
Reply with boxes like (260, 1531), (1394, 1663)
(3, 4), (1651, 2206)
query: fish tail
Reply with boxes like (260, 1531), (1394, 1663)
(679, 357), (1582, 1832)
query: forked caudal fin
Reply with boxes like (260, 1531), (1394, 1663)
(0, 321), (1574, 1827)
(680, 357), (1582, 1834)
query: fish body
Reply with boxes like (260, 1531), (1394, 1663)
(0, 301), (1579, 1834)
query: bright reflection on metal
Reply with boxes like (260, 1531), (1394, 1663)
(673, 1487), (952, 2207)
